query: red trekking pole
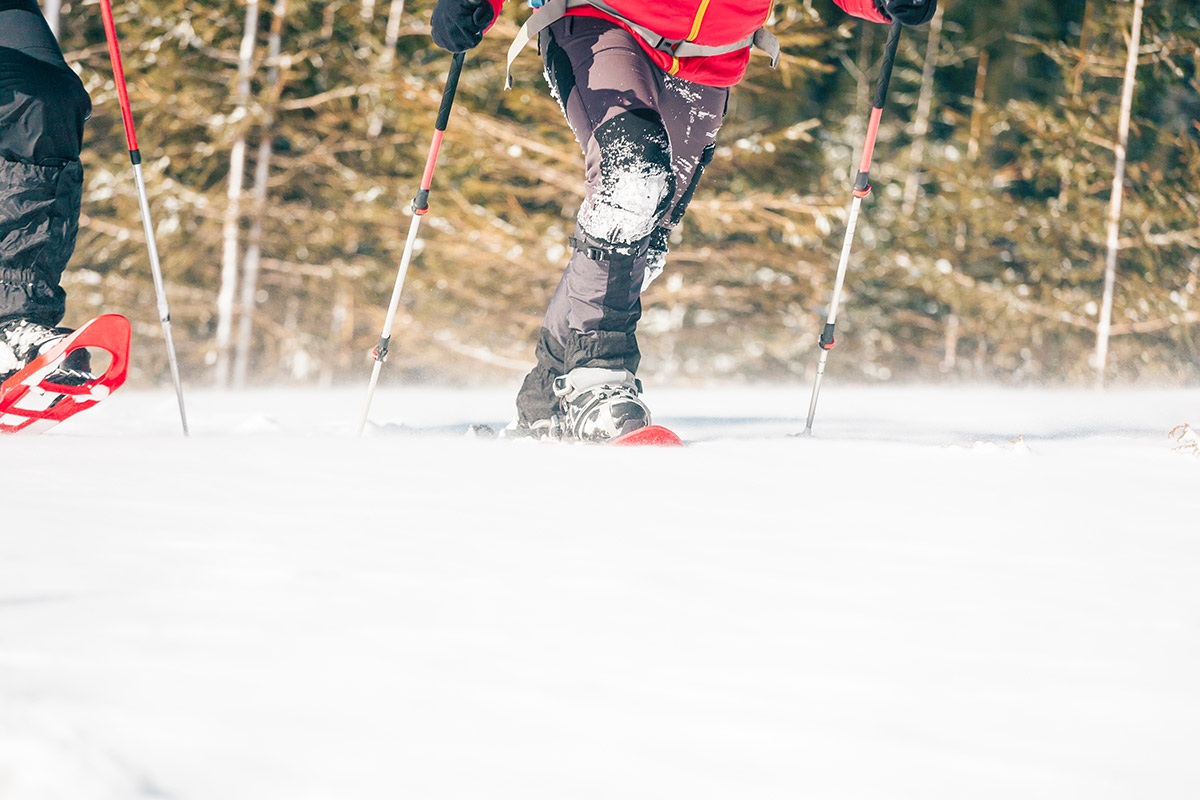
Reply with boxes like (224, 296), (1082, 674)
(358, 52), (466, 436)
(98, 0), (189, 436)
(804, 21), (903, 435)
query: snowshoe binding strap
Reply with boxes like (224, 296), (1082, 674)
(554, 368), (651, 443)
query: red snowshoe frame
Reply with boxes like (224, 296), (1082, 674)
(609, 424), (684, 447)
(0, 315), (131, 435)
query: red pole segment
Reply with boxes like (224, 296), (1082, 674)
(97, 0), (190, 435)
(854, 107), (885, 196)
(97, 0), (139, 154)
(414, 129), (447, 216)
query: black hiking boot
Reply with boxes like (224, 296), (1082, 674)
(0, 319), (91, 385)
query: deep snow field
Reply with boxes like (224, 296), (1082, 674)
(2, 383), (1199, 800)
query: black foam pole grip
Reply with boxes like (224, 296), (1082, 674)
(436, 52), (466, 132)
(873, 21), (903, 110)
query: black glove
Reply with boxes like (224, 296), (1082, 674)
(431, 0), (496, 53)
(877, 0), (937, 26)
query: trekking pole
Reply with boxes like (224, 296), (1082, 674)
(803, 21), (902, 435)
(358, 52), (466, 436)
(98, 0), (189, 437)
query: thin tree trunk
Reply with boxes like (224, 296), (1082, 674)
(215, 0), (261, 388)
(945, 48), (989, 372)
(902, 3), (943, 217)
(1072, 0), (1095, 99)
(233, 0), (289, 389)
(1060, 0), (1093, 205)
(966, 50), (988, 164)
(282, 276), (303, 378)
(368, 0), (407, 137)
(973, 336), (986, 375)
(941, 314), (960, 372)
(321, 284), (352, 387)
(383, 0), (406, 56)
(43, 0), (61, 39)
(1094, 0), (1144, 387)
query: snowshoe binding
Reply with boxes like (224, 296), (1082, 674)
(553, 367), (651, 443)
(0, 319), (92, 386)
(498, 416), (564, 441)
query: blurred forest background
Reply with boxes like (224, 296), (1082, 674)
(46, 0), (1200, 388)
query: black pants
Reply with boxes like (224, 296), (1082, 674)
(0, 0), (91, 325)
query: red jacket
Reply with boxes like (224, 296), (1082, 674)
(487, 0), (888, 87)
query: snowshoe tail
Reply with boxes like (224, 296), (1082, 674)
(608, 424), (684, 447)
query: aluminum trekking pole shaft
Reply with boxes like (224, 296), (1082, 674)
(99, 0), (189, 436)
(804, 21), (902, 435)
(358, 52), (466, 437)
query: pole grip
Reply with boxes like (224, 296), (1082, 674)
(436, 52), (466, 132)
(872, 21), (903, 111)
(855, 22), (902, 188)
(414, 53), (466, 214)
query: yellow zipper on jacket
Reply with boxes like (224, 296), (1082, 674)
(687, 0), (713, 41)
(670, 0), (713, 74)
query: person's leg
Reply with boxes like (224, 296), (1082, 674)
(515, 16), (675, 427)
(637, 73), (727, 290)
(516, 20), (730, 432)
(0, 0), (92, 329)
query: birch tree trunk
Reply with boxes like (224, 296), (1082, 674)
(215, 0), (261, 388)
(320, 284), (353, 387)
(902, 3), (943, 217)
(43, 0), (61, 39)
(1094, 0), (1144, 387)
(383, 0), (406, 56)
(368, 0), (407, 137)
(233, 0), (288, 389)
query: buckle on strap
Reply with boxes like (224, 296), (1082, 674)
(567, 236), (614, 262)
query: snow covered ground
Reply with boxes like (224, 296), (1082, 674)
(3, 383), (1199, 800)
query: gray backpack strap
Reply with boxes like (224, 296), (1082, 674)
(753, 27), (781, 68)
(506, 0), (780, 89)
(669, 27), (779, 67)
(505, 0), (571, 89)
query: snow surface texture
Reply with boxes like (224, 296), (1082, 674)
(2, 385), (1199, 800)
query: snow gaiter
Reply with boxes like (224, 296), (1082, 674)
(0, 0), (91, 325)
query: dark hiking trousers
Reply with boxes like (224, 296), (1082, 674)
(0, 0), (91, 326)
(515, 16), (728, 425)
